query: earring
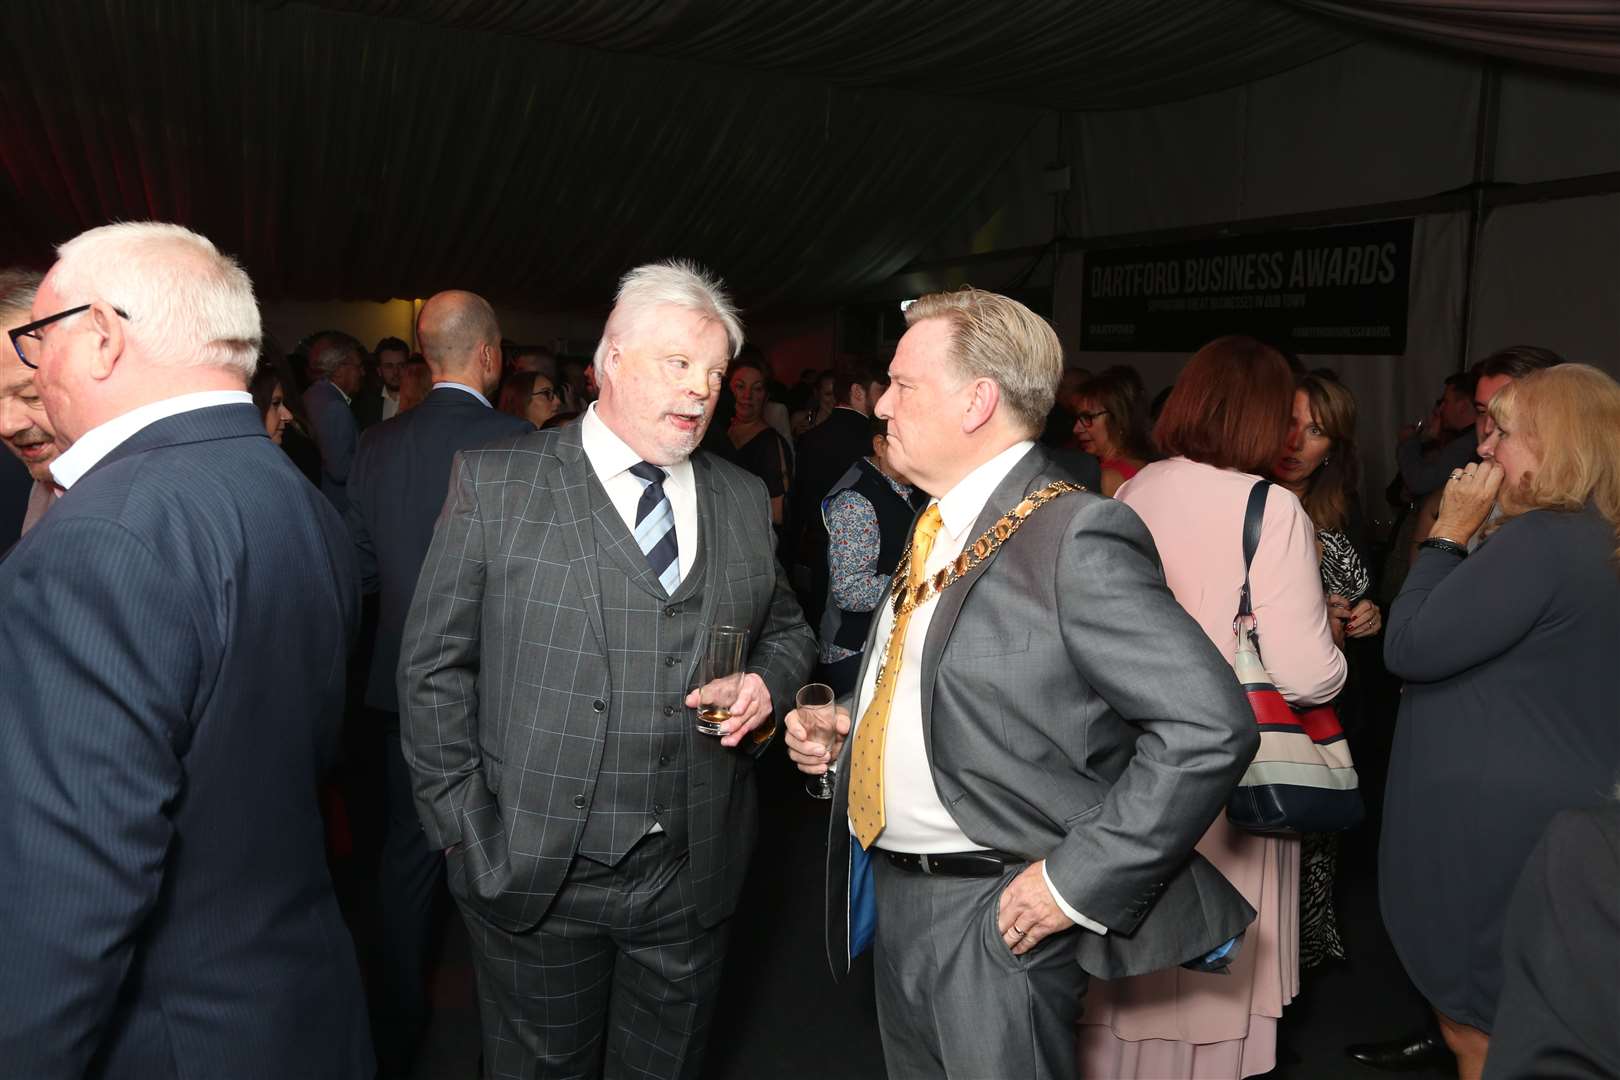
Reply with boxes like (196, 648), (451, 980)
(1322, 456), (1331, 466)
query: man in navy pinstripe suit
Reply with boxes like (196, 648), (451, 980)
(400, 260), (815, 1079)
(0, 222), (372, 1079)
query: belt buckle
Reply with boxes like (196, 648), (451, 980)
(918, 853), (934, 875)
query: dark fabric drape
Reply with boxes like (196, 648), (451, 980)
(0, 0), (1044, 310)
(269, 0), (1356, 110)
(1284, 1), (1620, 74)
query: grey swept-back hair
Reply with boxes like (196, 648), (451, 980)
(0, 268), (44, 328)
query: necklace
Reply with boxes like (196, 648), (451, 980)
(888, 479), (1085, 620)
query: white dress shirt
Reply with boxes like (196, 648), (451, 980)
(51, 391), (255, 490)
(579, 403), (698, 586)
(855, 438), (1105, 934)
(380, 386), (400, 422)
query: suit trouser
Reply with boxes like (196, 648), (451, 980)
(872, 856), (1086, 1080)
(378, 726), (447, 1077)
(458, 833), (728, 1080)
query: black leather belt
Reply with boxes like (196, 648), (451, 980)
(883, 850), (1022, 877)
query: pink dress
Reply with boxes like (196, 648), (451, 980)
(1078, 457), (1346, 1079)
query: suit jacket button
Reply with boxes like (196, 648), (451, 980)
(665, 606), (678, 618)
(665, 655), (678, 667)
(592, 699), (606, 712)
(659, 754), (671, 766)
(663, 705), (675, 717)
(572, 794), (586, 809)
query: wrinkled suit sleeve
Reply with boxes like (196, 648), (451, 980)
(0, 519), (199, 1075)
(1043, 498), (1258, 934)
(397, 452), (496, 850)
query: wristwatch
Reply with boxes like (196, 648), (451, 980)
(1418, 536), (1467, 557)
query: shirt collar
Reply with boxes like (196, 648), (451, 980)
(431, 381), (492, 408)
(580, 403), (694, 486)
(51, 390), (254, 489)
(932, 440), (1036, 541)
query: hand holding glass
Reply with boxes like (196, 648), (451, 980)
(795, 683), (838, 799)
(695, 625), (750, 736)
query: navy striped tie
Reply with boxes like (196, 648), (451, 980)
(628, 461), (680, 593)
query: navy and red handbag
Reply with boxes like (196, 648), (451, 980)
(1226, 480), (1364, 835)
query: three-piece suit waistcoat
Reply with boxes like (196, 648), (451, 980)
(574, 479), (709, 865)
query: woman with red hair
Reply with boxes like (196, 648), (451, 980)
(1077, 336), (1346, 1078)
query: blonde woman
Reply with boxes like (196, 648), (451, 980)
(1380, 364), (1620, 1080)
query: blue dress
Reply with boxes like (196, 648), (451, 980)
(1380, 508), (1620, 1030)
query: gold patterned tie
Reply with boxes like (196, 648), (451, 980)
(848, 504), (945, 849)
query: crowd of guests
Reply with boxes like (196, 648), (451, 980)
(0, 222), (1616, 1080)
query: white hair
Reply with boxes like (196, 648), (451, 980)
(592, 259), (743, 370)
(51, 222), (261, 378)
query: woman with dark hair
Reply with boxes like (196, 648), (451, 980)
(1077, 335), (1346, 1079)
(249, 346), (322, 486)
(1072, 370), (1152, 496)
(1269, 372), (1381, 973)
(249, 362), (294, 446)
(1380, 364), (1620, 1079)
(497, 370), (564, 429)
(721, 358), (791, 528)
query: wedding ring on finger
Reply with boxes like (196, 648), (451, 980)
(1450, 469), (1464, 480)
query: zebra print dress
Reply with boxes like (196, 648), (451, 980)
(1301, 528), (1370, 970)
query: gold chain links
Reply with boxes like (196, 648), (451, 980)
(887, 479), (1086, 622)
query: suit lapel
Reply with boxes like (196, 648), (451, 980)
(550, 424), (609, 656)
(687, 452), (726, 688)
(917, 446), (1050, 755)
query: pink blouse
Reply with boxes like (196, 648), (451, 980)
(1117, 456), (1345, 706)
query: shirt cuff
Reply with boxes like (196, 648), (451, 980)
(1042, 862), (1108, 935)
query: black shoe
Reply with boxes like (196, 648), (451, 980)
(1346, 1030), (1455, 1071)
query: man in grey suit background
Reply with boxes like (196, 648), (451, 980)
(346, 289), (533, 1078)
(786, 288), (1258, 1079)
(399, 259), (815, 1079)
(303, 329), (366, 511)
(0, 222), (370, 1078)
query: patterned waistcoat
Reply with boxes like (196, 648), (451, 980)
(575, 482), (709, 865)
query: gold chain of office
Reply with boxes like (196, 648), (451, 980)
(886, 479), (1087, 622)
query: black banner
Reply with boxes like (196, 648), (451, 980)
(1080, 219), (1414, 355)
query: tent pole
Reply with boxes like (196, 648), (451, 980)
(1456, 61), (1501, 372)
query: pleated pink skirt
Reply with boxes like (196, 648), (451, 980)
(1076, 817), (1300, 1079)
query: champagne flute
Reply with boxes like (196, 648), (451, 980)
(796, 682), (838, 799)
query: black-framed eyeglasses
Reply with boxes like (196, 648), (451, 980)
(10, 303), (130, 369)
(1074, 409), (1109, 428)
(531, 387), (557, 401)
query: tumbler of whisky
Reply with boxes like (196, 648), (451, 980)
(695, 625), (750, 735)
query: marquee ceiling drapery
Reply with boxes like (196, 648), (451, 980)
(1285, 1), (1620, 75)
(257, 0), (1359, 110)
(0, 1), (1610, 315)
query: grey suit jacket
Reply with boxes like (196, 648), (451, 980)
(399, 423), (815, 933)
(303, 378), (359, 512)
(826, 444), (1258, 980)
